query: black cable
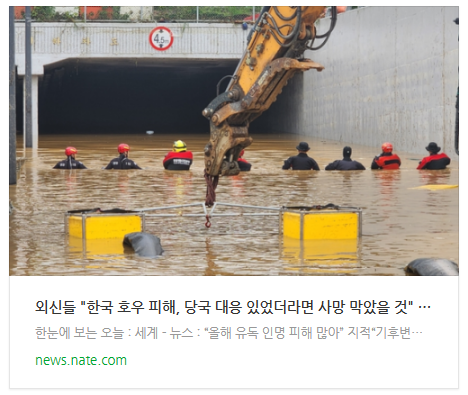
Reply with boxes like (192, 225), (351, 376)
(267, 28), (295, 48)
(307, 6), (336, 51)
(316, 6), (337, 38)
(216, 75), (237, 96)
(273, 6), (297, 21)
(283, 203), (340, 211)
(264, 12), (297, 40)
(246, 6), (270, 45)
(277, 23), (295, 31)
(266, 6), (303, 49)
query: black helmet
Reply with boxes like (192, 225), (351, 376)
(343, 146), (352, 157)
(426, 142), (441, 153)
(296, 142), (310, 151)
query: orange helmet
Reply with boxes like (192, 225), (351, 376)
(65, 146), (77, 156)
(118, 143), (130, 153)
(382, 142), (393, 153)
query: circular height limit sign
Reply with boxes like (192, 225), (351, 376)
(149, 26), (174, 51)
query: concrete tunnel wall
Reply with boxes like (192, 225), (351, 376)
(14, 7), (459, 157)
(252, 6), (459, 158)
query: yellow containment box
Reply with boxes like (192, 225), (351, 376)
(280, 205), (362, 271)
(283, 237), (359, 260)
(65, 209), (145, 240)
(281, 205), (362, 240)
(282, 237), (360, 274)
(68, 236), (125, 259)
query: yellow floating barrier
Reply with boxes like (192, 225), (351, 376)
(280, 205), (362, 269)
(410, 184), (459, 191)
(282, 237), (359, 263)
(68, 236), (125, 258)
(65, 209), (145, 240)
(281, 205), (361, 240)
(65, 208), (146, 259)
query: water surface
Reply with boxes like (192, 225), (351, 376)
(9, 133), (458, 276)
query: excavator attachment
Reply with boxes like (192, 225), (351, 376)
(202, 6), (337, 206)
(204, 58), (324, 178)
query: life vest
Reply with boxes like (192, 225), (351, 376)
(237, 158), (251, 171)
(163, 151), (193, 170)
(417, 153), (451, 170)
(372, 153), (401, 169)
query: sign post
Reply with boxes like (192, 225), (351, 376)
(9, 6), (16, 185)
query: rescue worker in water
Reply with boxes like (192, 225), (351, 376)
(237, 149), (252, 171)
(417, 142), (451, 170)
(325, 146), (365, 170)
(371, 142), (401, 169)
(104, 144), (142, 170)
(163, 140), (193, 170)
(282, 142), (320, 170)
(53, 147), (87, 169)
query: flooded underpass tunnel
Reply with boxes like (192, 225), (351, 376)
(35, 58), (240, 134)
(9, 129), (459, 276)
(10, 55), (458, 277)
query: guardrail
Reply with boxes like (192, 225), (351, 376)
(137, 202), (280, 228)
(13, 6), (264, 23)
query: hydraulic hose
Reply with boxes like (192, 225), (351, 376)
(264, 12), (298, 40)
(308, 6), (337, 51)
(246, 6), (270, 45)
(265, 7), (302, 49)
(273, 6), (298, 21)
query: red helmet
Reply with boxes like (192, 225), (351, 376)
(240, 149), (245, 157)
(65, 146), (77, 156)
(118, 143), (130, 153)
(381, 142), (393, 153)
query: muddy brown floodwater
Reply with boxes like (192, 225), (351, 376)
(9, 133), (458, 276)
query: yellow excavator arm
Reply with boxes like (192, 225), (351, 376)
(203, 6), (337, 205)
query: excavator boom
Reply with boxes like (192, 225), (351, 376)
(203, 6), (337, 205)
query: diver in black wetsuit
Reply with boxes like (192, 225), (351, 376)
(282, 142), (320, 171)
(325, 146), (365, 171)
(104, 143), (142, 170)
(53, 147), (87, 169)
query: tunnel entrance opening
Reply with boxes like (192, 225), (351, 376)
(39, 58), (239, 135)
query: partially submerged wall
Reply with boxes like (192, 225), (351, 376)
(254, 6), (459, 158)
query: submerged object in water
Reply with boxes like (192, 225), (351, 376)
(123, 232), (164, 258)
(410, 184), (458, 190)
(406, 258), (459, 276)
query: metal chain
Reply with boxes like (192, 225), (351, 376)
(204, 169), (219, 208)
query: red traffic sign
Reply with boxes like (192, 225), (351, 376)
(149, 26), (174, 51)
